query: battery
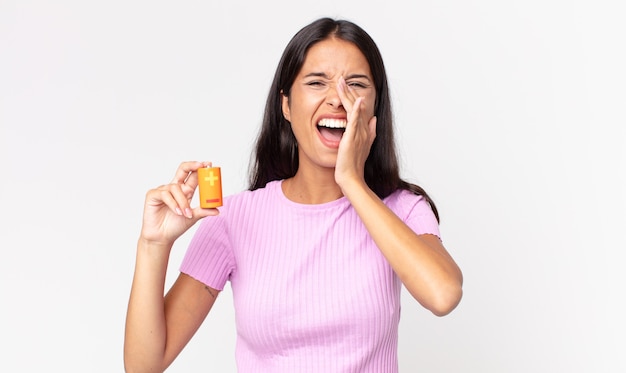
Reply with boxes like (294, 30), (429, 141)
(198, 167), (223, 208)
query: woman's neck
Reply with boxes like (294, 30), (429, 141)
(282, 168), (343, 204)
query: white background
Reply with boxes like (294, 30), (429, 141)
(1, 0), (624, 372)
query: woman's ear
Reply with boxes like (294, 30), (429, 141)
(281, 91), (291, 122)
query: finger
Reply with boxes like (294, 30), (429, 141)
(159, 184), (193, 218)
(147, 186), (184, 216)
(172, 206), (220, 228)
(339, 97), (360, 142)
(171, 183), (196, 218)
(170, 161), (205, 184)
(185, 161), (214, 186)
(337, 76), (357, 112)
(348, 97), (364, 127)
(182, 160), (209, 188)
(192, 206), (220, 219)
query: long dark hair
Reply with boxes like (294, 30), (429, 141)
(248, 17), (439, 222)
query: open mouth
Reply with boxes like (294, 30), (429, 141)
(317, 118), (346, 143)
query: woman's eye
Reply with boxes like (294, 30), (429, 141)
(306, 81), (324, 87)
(348, 81), (367, 89)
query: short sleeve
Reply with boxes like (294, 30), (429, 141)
(179, 214), (236, 291)
(386, 190), (441, 239)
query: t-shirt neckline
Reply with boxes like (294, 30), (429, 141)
(271, 180), (350, 211)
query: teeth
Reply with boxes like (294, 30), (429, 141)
(318, 118), (347, 129)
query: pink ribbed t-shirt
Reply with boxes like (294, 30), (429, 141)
(180, 180), (440, 372)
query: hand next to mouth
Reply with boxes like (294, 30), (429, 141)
(334, 76), (377, 191)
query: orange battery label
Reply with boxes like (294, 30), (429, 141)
(198, 167), (223, 208)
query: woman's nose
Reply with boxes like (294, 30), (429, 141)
(326, 85), (343, 109)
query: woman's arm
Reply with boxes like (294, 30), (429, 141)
(334, 79), (462, 316)
(125, 258), (219, 372)
(340, 180), (463, 316)
(124, 161), (220, 372)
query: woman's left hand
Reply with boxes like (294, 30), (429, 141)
(334, 76), (377, 189)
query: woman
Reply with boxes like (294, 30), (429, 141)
(124, 17), (463, 373)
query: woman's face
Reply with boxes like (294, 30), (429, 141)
(282, 37), (376, 170)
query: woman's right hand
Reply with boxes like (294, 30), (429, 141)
(139, 161), (220, 247)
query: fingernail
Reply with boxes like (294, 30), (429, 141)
(175, 207), (183, 216)
(185, 208), (193, 218)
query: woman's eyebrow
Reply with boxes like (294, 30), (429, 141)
(303, 72), (372, 82)
(344, 73), (372, 82)
(303, 72), (330, 79)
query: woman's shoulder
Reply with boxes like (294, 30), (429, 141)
(386, 188), (440, 236)
(384, 187), (425, 204)
(384, 188), (432, 218)
(198, 181), (282, 227)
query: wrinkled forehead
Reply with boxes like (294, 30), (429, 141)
(299, 38), (372, 79)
